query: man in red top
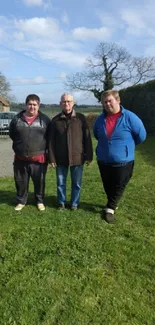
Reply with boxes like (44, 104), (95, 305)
(9, 94), (50, 211)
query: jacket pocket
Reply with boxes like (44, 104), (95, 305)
(109, 144), (128, 162)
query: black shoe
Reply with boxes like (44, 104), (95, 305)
(103, 212), (115, 224)
(71, 206), (78, 211)
(57, 203), (65, 211)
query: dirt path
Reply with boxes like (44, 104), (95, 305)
(0, 138), (14, 177)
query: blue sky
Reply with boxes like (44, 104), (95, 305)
(0, 0), (155, 104)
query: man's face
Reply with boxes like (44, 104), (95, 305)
(60, 95), (74, 114)
(26, 100), (40, 117)
(103, 94), (120, 114)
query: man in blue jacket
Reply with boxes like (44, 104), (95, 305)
(93, 89), (147, 223)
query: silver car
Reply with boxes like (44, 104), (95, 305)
(0, 111), (17, 132)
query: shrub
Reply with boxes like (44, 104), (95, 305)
(86, 112), (98, 129)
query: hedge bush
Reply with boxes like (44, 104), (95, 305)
(120, 80), (155, 133)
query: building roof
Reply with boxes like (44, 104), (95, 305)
(0, 96), (9, 106)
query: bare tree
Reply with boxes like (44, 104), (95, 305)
(0, 71), (12, 101)
(66, 42), (155, 102)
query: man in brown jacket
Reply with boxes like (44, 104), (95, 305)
(48, 93), (93, 210)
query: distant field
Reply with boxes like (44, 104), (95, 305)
(11, 104), (102, 119)
(40, 108), (102, 119)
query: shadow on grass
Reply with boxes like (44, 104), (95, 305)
(0, 190), (57, 208)
(0, 190), (15, 206)
(79, 201), (103, 214)
(137, 135), (155, 166)
(0, 190), (104, 214)
(45, 195), (57, 207)
(46, 197), (104, 213)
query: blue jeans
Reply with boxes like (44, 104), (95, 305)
(56, 165), (83, 207)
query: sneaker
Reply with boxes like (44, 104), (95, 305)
(57, 203), (65, 211)
(37, 203), (45, 211)
(71, 206), (78, 211)
(14, 204), (25, 211)
(103, 212), (115, 224)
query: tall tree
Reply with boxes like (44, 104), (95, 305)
(66, 42), (155, 102)
(0, 72), (11, 101)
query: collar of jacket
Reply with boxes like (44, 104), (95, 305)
(60, 109), (76, 119)
(16, 109), (42, 118)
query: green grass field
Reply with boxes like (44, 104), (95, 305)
(0, 136), (155, 325)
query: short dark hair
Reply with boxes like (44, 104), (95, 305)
(101, 90), (120, 103)
(25, 94), (40, 105)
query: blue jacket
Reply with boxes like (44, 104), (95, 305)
(93, 106), (147, 164)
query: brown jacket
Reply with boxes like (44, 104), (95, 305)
(48, 110), (93, 166)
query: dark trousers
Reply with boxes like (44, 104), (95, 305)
(98, 161), (134, 210)
(14, 160), (47, 205)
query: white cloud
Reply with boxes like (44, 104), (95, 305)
(57, 72), (67, 80)
(42, 0), (53, 11)
(72, 26), (111, 41)
(12, 76), (48, 85)
(39, 49), (87, 67)
(0, 17), (11, 41)
(0, 16), (89, 69)
(0, 56), (10, 68)
(15, 17), (63, 38)
(22, 0), (44, 6)
(0, 27), (5, 40)
(96, 3), (155, 41)
(61, 12), (69, 25)
(22, 0), (53, 10)
(120, 3), (155, 37)
(32, 76), (47, 84)
(13, 32), (25, 41)
(120, 8), (146, 35)
(96, 11), (119, 28)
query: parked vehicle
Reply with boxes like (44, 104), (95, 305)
(0, 111), (17, 133)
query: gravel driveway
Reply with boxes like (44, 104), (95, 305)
(0, 137), (14, 177)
